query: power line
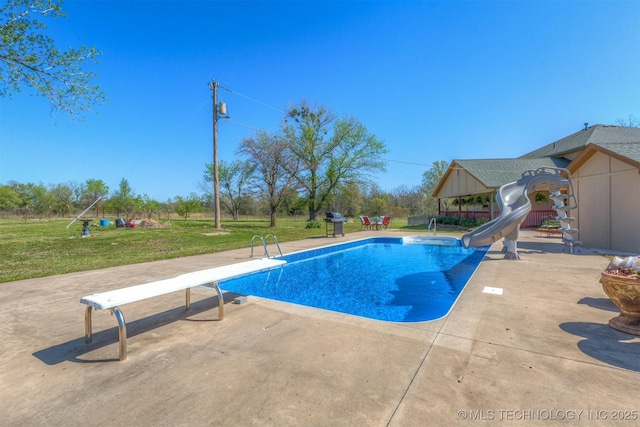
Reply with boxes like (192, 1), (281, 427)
(219, 83), (285, 114)
(226, 118), (262, 131)
(384, 159), (431, 167)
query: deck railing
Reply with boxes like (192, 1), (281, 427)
(413, 209), (559, 229)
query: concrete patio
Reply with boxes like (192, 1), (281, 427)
(0, 230), (638, 426)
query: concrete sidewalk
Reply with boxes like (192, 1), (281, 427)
(0, 230), (638, 426)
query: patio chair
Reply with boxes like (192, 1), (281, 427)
(381, 215), (391, 229)
(360, 216), (373, 230)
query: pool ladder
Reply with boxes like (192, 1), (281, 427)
(250, 234), (282, 258)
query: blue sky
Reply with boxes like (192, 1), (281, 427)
(1, 0), (638, 201)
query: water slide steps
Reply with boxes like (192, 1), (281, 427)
(559, 227), (578, 233)
(552, 205), (571, 212)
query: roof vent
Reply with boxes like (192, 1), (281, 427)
(584, 122), (588, 130)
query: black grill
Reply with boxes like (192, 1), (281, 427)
(324, 212), (346, 237)
(324, 212), (347, 223)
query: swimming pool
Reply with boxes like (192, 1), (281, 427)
(219, 236), (489, 322)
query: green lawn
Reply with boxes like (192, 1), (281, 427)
(0, 216), (450, 283)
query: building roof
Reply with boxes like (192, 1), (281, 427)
(568, 142), (640, 173)
(454, 158), (569, 189)
(520, 124), (640, 159)
(434, 124), (640, 198)
(595, 141), (640, 163)
(432, 157), (569, 196)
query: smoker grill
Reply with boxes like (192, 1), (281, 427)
(324, 212), (347, 237)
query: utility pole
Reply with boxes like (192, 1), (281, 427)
(209, 80), (221, 230)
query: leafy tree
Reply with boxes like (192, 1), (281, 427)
(282, 100), (387, 221)
(421, 160), (449, 193)
(369, 196), (388, 217)
(0, 0), (105, 118)
(203, 159), (255, 220)
(48, 181), (76, 215)
(420, 160), (449, 215)
(110, 178), (136, 218)
(173, 194), (202, 221)
(329, 181), (363, 218)
(239, 130), (299, 227)
(279, 191), (307, 217)
(7, 181), (50, 215)
(82, 178), (109, 200)
(0, 185), (21, 211)
(79, 178), (109, 216)
(140, 194), (159, 219)
(6, 181), (28, 206)
(30, 183), (51, 216)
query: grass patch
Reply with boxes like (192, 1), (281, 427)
(0, 216), (420, 283)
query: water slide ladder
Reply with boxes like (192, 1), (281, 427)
(549, 188), (581, 253)
(250, 234), (283, 258)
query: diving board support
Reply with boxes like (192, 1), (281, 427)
(83, 281), (225, 361)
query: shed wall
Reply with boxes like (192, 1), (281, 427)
(574, 151), (640, 253)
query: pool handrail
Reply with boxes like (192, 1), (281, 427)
(251, 234), (283, 258)
(264, 233), (283, 257)
(428, 217), (437, 235)
(250, 234), (269, 258)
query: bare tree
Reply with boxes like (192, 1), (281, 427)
(616, 114), (639, 127)
(239, 130), (299, 227)
(202, 160), (255, 220)
(390, 184), (422, 215)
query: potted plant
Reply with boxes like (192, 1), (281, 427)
(535, 192), (548, 205)
(600, 256), (640, 335)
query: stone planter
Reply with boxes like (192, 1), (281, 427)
(600, 271), (640, 336)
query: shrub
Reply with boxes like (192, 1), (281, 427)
(305, 220), (322, 229)
(436, 215), (488, 228)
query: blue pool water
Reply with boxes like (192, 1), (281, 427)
(219, 236), (489, 322)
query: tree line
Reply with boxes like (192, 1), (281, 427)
(1, 156), (450, 224)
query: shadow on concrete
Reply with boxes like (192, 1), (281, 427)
(32, 293), (240, 365)
(515, 241), (567, 254)
(478, 241), (566, 260)
(578, 297), (619, 312)
(559, 321), (640, 372)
